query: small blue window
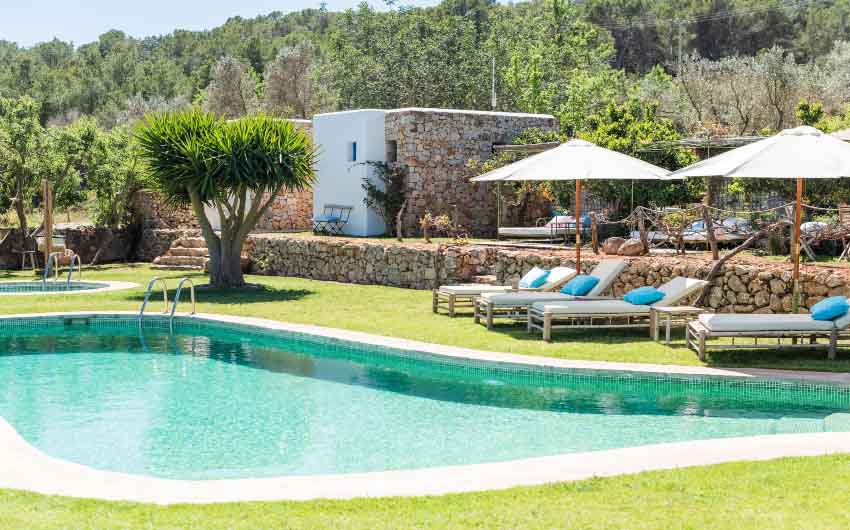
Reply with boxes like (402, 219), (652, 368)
(348, 141), (357, 162)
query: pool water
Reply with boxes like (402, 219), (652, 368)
(0, 318), (848, 480)
(0, 281), (108, 294)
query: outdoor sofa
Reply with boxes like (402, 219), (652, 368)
(473, 260), (627, 329)
(433, 266), (577, 317)
(527, 276), (709, 341)
(686, 310), (850, 361)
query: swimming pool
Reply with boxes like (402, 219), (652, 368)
(0, 281), (135, 295)
(1, 314), (849, 482)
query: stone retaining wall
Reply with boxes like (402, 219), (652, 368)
(62, 227), (136, 264)
(249, 236), (498, 290)
(247, 235), (850, 313)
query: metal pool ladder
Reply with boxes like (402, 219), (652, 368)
(138, 277), (169, 327)
(169, 277), (197, 332)
(42, 252), (82, 288)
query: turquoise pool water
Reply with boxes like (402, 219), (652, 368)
(0, 281), (107, 294)
(0, 317), (849, 480)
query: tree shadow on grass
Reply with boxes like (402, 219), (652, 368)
(124, 284), (315, 305)
(491, 324), (654, 346)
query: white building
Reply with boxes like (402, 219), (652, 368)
(312, 109), (389, 236)
(311, 108), (558, 237)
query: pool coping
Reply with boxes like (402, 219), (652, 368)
(0, 310), (849, 504)
(0, 281), (137, 296)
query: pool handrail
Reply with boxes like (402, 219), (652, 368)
(42, 253), (59, 287)
(169, 277), (197, 332)
(138, 277), (169, 325)
(66, 254), (82, 283)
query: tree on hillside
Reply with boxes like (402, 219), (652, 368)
(263, 42), (316, 118)
(0, 96), (45, 237)
(580, 98), (700, 215)
(136, 111), (317, 288)
(203, 56), (260, 119)
(0, 97), (98, 237)
(328, 4), (491, 109)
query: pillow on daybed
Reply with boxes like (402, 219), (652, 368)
(561, 275), (599, 296)
(623, 286), (665, 305)
(519, 267), (550, 289)
(546, 215), (574, 228)
(811, 296), (850, 321)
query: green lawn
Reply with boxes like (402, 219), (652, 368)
(2, 455), (850, 529)
(1, 263), (848, 371)
(2, 263), (849, 529)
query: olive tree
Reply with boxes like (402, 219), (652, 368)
(136, 110), (316, 288)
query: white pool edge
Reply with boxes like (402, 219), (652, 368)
(0, 281), (137, 296)
(1, 311), (849, 504)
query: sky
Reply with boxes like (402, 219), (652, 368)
(0, 0), (441, 48)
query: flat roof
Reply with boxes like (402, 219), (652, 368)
(313, 108), (556, 120)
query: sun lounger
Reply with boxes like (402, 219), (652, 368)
(434, 266), (577, 317)
(686, 310), (850, 361)
(473, 260), (627, 329)
(528, 276), (708, 341)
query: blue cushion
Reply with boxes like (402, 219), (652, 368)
(519, 267), (550, 289)
(623, 286), (665, 305)
(560, 275), (599, 296)
(314, 214), (341, 223)
(811, 296), (850, 321)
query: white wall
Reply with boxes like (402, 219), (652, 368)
(312, 109), (387, 236)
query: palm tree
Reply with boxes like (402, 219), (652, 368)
(136, 110), (317, 287)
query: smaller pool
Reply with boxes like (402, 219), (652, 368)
(0, 281), (134, 295)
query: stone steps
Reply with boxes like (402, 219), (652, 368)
(152, 236), (251, 273)
(151, 264), (207, 272)
(153, 255), (208, 268)
(169, 247), (208, 257)
(175, 237), (207, 249)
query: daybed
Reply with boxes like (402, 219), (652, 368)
(473, 260), (627, 329)
(433, 266), (577, 317)
(686, 311), (850, 361)
(527, 277), (709, 341)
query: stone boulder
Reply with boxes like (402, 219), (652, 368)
(617, 238), (646, 257)
(603, 237), (626, 255)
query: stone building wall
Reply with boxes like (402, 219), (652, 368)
(384, 109), (558, 237)
(247, 234), (850, 313)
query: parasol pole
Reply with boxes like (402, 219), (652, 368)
(575, 179), (582, 273)
(792, 176), (803, 313)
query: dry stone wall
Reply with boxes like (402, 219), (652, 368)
(247, 235), (850, 313)
(249, 236), (498, 290)
(384, 109), (558, 237)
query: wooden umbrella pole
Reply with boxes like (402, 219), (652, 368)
(792, 176), (803, 313)
(575, 179), (582, 273)
(43, 180), (53, 269)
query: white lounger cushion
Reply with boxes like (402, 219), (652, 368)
(532, 300), (651, 315)
(481, 291), (576, 306)
(652, 277), (709, 307)
(699, 313), (835, 332)
(438, 285), (514, 296)
(586, 260), (627, 297)
(539, 267), (578, 291)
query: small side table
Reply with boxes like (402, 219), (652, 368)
(650, 306), (707, 345)
(12, 250), (37, 272)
